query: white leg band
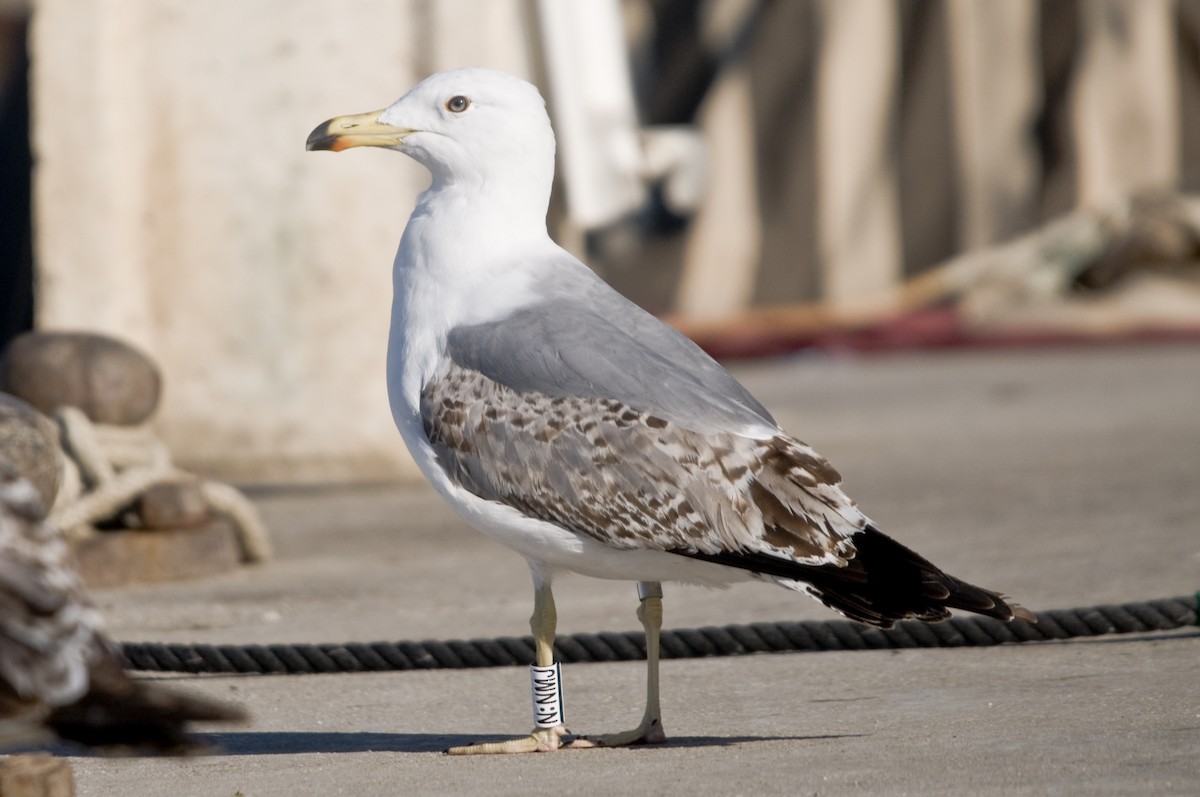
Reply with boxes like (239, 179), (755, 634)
(530, 662), (565, 728)
(637, 581), (663, 601)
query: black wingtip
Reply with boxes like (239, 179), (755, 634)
(818, 525), (1036, 627)
(677, 524), (1033, 628)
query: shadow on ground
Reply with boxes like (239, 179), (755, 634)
(203, 731), (866, 755)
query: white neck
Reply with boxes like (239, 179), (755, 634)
(385, 174), (556, 425)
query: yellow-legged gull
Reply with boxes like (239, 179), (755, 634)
(307, 67), (1033, 754)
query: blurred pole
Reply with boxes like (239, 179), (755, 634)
(536, 0), (645, 229)
(947, 0), (1041, 249)
(31, 0), (156, 346)
(816, 0), (902, 309)
(1072, 0), (1179, 207)
(677, 62), (759, 320)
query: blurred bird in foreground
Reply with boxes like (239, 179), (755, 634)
(0, 457), (244, 753)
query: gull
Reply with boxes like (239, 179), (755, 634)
(0, 458), (245, 752)
(307, 67), (1034, 755)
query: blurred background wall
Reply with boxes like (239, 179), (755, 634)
(1, 0), (1198, 483)
(9, 0), (534, 482)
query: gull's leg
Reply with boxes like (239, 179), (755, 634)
(569, 581), (667, 747)
(447, 576), (569, 755)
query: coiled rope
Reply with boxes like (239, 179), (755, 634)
(49, 406), (272, 563)
(121, 594), (1197, 674)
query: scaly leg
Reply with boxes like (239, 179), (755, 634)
(447, 579), (569, 754)
(569, 581), (667, 747)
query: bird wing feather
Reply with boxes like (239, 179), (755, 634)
(445, 261), (776, 437)
(421, 360), (866, 566)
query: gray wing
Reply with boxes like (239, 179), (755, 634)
(446, 262), (775, 436)
(421, 362), (864, 564)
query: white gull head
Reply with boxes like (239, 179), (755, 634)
(308, 68), (571, 435)
(308, 68), (556, 215)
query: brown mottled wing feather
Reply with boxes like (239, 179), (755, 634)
(421, 362), (1035, 627)
(421, 362), (862, 566)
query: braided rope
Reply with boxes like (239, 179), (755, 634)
(121, 594), (1198, 674)
(48, 406), (272, 562)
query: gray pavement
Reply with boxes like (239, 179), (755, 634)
(68, 344), (1200, 795)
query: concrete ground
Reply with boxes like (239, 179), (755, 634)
(60, 344), (1200, 795)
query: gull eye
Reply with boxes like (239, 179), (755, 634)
(445, 95), (471, 113)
